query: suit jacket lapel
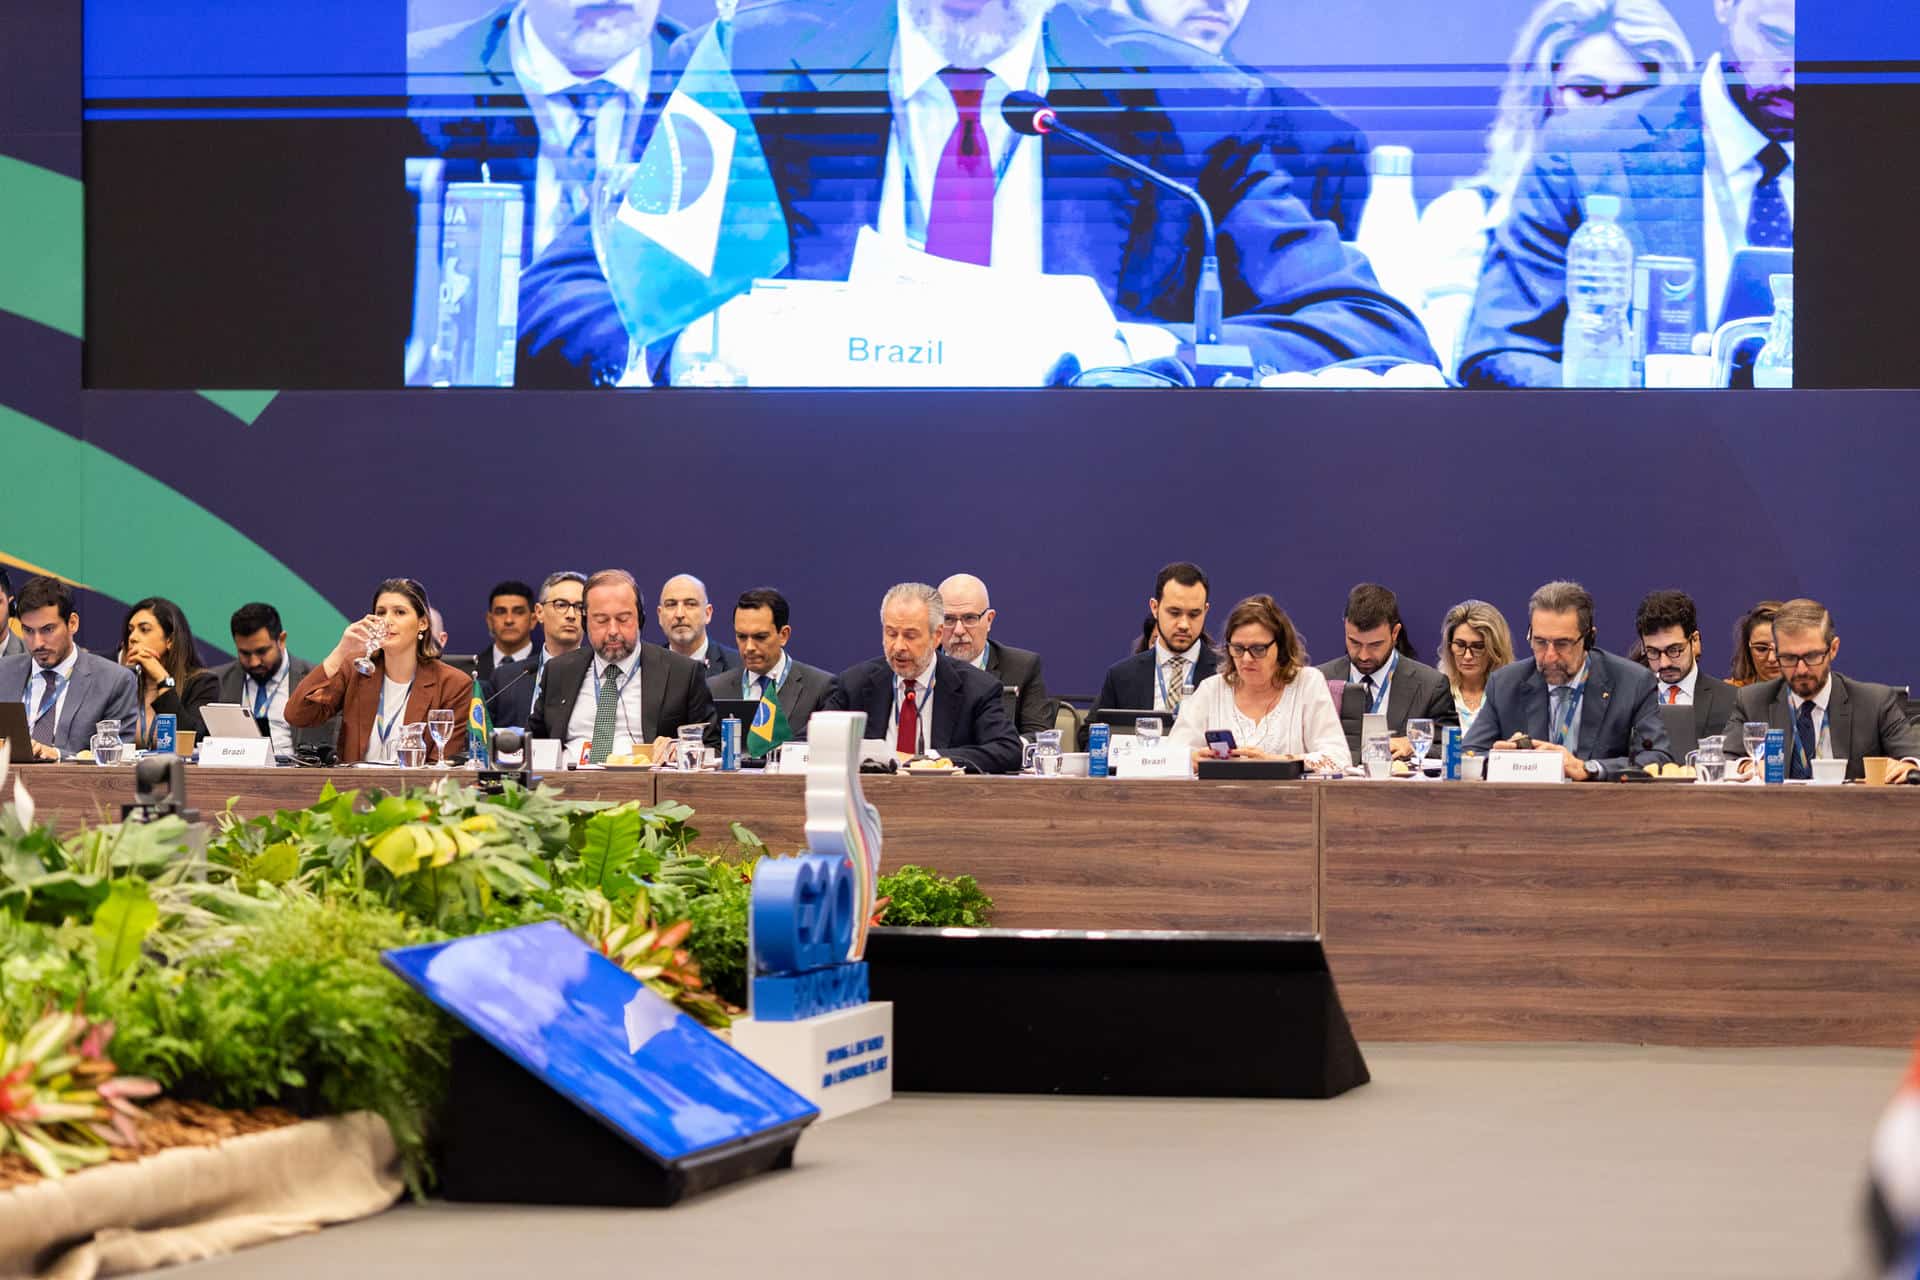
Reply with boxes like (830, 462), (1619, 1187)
(1385, 662), (1414, 726)
(640, 646), (668, 742)
(58, 656), (92, 742)
(929, 656), (957, 750)
(1578, 655), (1612, 752)
(865, 663), (893, 740)
(1826, 676), (1853, 761)
(1520, 666), (1551, 741)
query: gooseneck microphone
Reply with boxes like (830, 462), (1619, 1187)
(1002, 91), (1224, 346)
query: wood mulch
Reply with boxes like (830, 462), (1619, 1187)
(0, 1100), (302, 1192)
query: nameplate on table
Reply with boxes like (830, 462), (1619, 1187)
(775, 742), (810, 772)
(198, 738), (273, 768)
(1485, 749), (1566, 784)
(1128, 742), (1192, 779)
(528, 738), (562, 772)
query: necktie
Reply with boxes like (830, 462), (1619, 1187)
(896, 681), (920, 755)
(591, 663), (622, 764)
(553, 80), (619, 241)
(253, 678), (272, 718)
(924, 68), (993, 266)
(1165, 655), (1188, 711)
(1791, 700), (1817, 779)
(1362, 674), (1378, 711)
(1550, 686), (1574, 748)
(30, 669), (59, 746)
(1667, 684), (1680, 705)
(1746, 141), (1793, 249)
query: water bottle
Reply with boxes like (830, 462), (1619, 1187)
(1352, 145), (1426, 317)
(720, 717), (741, 772)
(1442, 725), (1463, 781)
(153, 714), (177, 756)
(1561, 193), (1635, 387)
(1752, 274), (1793, 389)
(1088, 723), (1111, 779)
(1763, 729), (1786, 785)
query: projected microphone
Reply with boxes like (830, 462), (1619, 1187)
(1002, 91), (1225, 347)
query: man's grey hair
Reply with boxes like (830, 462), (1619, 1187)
(882, 582), (946, 631)
(539, 570), (587, 602)
(585, 569), (643, 611)
(1528, 580), (1595, 636)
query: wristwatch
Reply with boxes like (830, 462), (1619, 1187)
(1583, 759), (1603, 780)
(160, 675), (176, 690)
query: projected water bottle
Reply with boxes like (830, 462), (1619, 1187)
(1561, 193), (1634, 388)
(1752, 274), (1793, 389)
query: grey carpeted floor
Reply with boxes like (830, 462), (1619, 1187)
(171, 1043), (1905, 1279)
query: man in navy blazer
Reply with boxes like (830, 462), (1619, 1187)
(1458, 0), (1795, 387)
(823, 583), (1023, 775)
(516, 0), (1435, 387)
(1461, 581), (1670, 779)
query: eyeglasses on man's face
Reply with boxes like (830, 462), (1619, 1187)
(1643, 641), (1692, 662)
(542, 599), (584, 615)
(1528, 634), (1586, 655)
(1776, 648), (1831, 671)
(945, 612), (989, 629)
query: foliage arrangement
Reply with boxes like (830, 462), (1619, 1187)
(0, 1009), (159, 1179)
(874, 865), (995, 928)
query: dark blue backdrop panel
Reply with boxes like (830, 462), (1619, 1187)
(71, 388), (1920, 697)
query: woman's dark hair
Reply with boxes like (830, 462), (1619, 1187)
(121, 597), (206, 689)
(370, 577), (442, 661)
(1728, 599), (1784, 683)
(1216, 595), (1310, 688)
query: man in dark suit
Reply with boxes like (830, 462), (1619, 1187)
(0, 569), (24, 661)
(0, 577), (140, 761)
(211, 602), (337, 756)
(1634, 589), (1738, 744)
(1315, 582), (1455, 757)
(1462, 580), (1670, 779)
(706, 588), (836, 745)
(658, 574), (740, 677)
(516, 0), (1435, 387)
(528, 569), (716, 761)
(1721, 599), (1920, 782)
(823, 583), (1022, 774)
(490, 569), (590, 729)
(1458, 0), (1795, 387)
(476, 580), (538, 686)
(937, 574), (1053, 736)
(1096, 561), (1215, 712)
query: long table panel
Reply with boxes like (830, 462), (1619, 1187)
(1318, 781), (1920, 1047)
(654, 774), (1322, 934)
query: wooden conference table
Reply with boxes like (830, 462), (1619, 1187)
(24, 766), (1920, 1049)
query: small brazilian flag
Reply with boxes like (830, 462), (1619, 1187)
(466, 675), (492, 767)
(747, 680), (789, 757)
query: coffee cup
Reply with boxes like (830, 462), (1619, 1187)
(1862, 756), (1893, 786)
(175, 730), (197, 757)
(1810, 757), (1847, 786)
(1058, 752), (1090, 777)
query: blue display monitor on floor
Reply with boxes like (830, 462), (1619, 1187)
(385, 921), (817, 1204)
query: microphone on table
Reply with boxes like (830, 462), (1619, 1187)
(485, 663), (536, 707)
(1001, 91), (1250, 382)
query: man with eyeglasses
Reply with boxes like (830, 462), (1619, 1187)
(1461, 580), (1670, 779)
(1315, 582), (1455, 758)
(1722, 598), (1919, 782)
(491, 570), (588, 728)
(937, 573), (1054, 736)
(1634, 589), (1738, 744)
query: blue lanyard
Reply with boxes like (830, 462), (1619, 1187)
(1550, 681), (1586, 743)
(1360, 653), (1398, 714)
(250, 664), (287, 718)
(748, 657), (788, 699)
(374, 679), (415, 747)
(1155, 649), (1195, 708)
(27, 668), (69, 723)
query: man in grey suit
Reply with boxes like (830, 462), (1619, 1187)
(0, 569), (25, 660)
(1634, 590), (1739, 743)
(1462, 580), (1671, 779)
(1, 576), (139, 760)
(209, 602), (337, 756)
(937, 574), (1054, 737)
(1316, 583), (1455, 758)
(1722, 598), (1920, 782)
(706, 589), (834, 750)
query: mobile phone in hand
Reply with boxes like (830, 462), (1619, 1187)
(1204, 730), (1237, 759)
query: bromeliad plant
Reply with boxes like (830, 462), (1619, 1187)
(0, 1008), (159, 1180)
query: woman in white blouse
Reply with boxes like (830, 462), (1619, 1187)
(1437, 599), (1515, 737)
(1169, 596), (1351, 770)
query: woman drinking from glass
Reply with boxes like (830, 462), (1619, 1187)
(288, 578), (473, 764)
(1168, 595), (1350, 770)
(120, 597), (220, 746)
(1437, 599), (1516, 736)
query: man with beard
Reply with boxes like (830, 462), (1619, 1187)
(1095, 562), (1216, 713)
(517, 0), (1435, 385)
(1315, 582), (1454, 758)
(527, 568), (716, 762)
(1721, 599), (1920, 782)
(212, 602), (337, 756)
(0, 577), (140, 762)
(1461, 580), (1670, 780)
(1458, 0), (1794, 387)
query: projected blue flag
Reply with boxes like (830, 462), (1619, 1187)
(600, 12), (788, 352)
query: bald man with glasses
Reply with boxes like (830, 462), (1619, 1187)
(937, 573), (1054, 736)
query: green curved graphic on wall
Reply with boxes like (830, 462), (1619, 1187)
(0, 404), (347, 660)
(0, 156), (83, 340)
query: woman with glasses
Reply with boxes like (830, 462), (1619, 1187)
(1168, 595), (1350, 769)
(119, 596), (221, 747)
(1727, 600), (1785, 687)
(287, 577), (474, 764)
(1436, 599), (1516, 736)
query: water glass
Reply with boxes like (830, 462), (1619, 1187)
(1022, 729), (1064, 774)
(354, 617), (388, 677)
(677, 724), (707, 771)
(1696, 758), (1729, 784)
(427, 708), (460, 766)
(1406, 718), (1436, 777)
(1362, 733), (1394, 779)
(396, 723), (429, 769)
(1742, 721), (1770, 764)
(89, 719), (125, 766)
(1134, 717), (1164, 745)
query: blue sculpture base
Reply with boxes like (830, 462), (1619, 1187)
(751, 961), (869, 1022)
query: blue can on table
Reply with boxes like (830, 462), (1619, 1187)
(720, 717), (741, 771)
(1764, 729), (1786, 784)
(153, 714), (177, 755)
(1442, 725), (1462, 780)
(1088, 723), (1111, 778)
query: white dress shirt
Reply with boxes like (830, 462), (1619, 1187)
(565, 652), (647, 758)
(24, 644), (80, 738)
(1348, 651), (1399, 715)
(877, 0), (1047, 272)
(1657, 664), (1699, 707)
(1786, 678), (1834, 760)
(490, 641), (533, 668)
(1168, 668), (1352, 768)
(1699, 54), (1794, 326)
(742, 651), (790, 701)
(245, 663), (295, 755)
(1151, 638), (1203, 711)
(889, 655), (938, 754)
(509, 4), (653, 256)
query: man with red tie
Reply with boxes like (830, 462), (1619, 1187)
(823, 583), (1023, 774)
(1634, 589), (1739, 745)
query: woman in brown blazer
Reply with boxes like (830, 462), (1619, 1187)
(287, 577), (473, 764)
